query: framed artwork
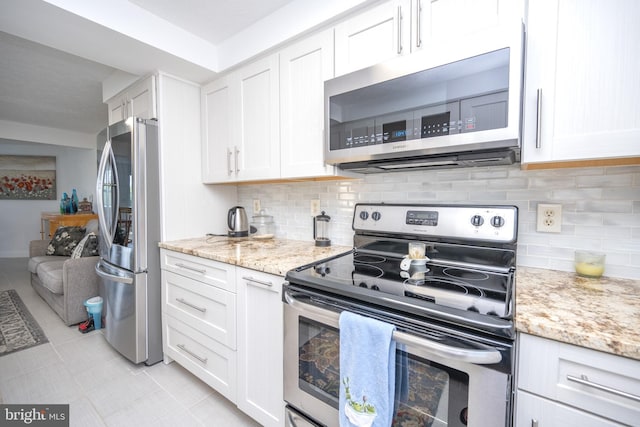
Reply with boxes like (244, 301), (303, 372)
(0, 155), (56, 200)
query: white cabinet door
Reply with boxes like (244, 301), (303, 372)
(235, 55), (280, 181)
(201, 76), (235, 183)
(128, 75), (156, 121)
(335, 0), (411, 76)
(412, 0), (519, 53)
(516, 390), (620, 427)
(280, 29), (339, 179)
(236, 268), (284, 427)
(107, 75), (156, 125)
(522, 0), (640, 166)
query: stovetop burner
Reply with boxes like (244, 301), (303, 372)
(286, 203), (518, 338)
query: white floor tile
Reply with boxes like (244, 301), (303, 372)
(0, 257), (259, 427)
(145, 361), (213, 407)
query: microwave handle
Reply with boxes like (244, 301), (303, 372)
(284, 289), (502, 365)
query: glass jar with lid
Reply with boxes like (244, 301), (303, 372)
(250, 210), (275, 240)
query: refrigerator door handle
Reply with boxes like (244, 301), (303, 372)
(96, 139), (120, 248)
(96, 262), (134, 285)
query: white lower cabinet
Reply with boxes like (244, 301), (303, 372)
(161, 249), (284, 426)
(161, 250), (238, 403)
(236, 268), (285, 427)
(516, 333), (640, 426)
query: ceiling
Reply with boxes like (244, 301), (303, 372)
(0, 0), (300, 137)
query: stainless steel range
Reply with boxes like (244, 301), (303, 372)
(283, 203), (518, 427)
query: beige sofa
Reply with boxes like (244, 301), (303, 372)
(28, 220), (101, 326)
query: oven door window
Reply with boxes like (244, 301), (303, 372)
(297, 317), (470, 426)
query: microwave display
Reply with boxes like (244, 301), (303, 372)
(383, 120), (408, 143)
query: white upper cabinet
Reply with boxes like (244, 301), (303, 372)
(522, 0), (640, 166)
(202, 76), (234, 183)
(335, 0), (411, 76)
(201, 56), (280, 183)
(280, 29), (341, 179)
(413, 0), (520, 53)
(107, 75), (156, 125)
(235, 56), (280, 181)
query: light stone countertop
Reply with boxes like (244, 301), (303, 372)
(516, 267), (640, 361)
(158, 236), (352, 276)
(159, 237), (640, 361)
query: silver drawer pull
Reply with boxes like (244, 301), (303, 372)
(175, 262), (206, 274)
(242, 275), (273, 287)
(176, 297), (207, 313)
(177, 344), (208, 364)
(567, 374), (640, 403)
(531, 420), (538, 427)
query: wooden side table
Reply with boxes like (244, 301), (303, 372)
(41, 212), (99, 239)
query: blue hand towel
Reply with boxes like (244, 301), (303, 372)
(339, 311), (396, 427)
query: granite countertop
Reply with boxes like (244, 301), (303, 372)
(158, 236), (352, 276)
(159, 237), (640, 361)
(516, 267), (640, 361)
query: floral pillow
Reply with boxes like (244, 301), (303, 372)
(46, 226), (86, 256)
(70, 232), (99, 259)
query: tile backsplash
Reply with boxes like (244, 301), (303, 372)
(238, 164), (640, 279)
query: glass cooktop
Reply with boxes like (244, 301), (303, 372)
(287, 243), (515, 319)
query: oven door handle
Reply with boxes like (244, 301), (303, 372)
(284, 290), (502, 365)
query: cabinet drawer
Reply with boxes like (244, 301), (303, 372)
(164, 315), (236, 404)
(163, 270), (236, 349)
(161, 249), (235, 292)
(516, 390), (620, 427)
(518, 334), (640, 425)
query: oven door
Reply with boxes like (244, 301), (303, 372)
(283, 285), (512, 427)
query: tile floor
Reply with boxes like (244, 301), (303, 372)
(0, 257), (261, 427)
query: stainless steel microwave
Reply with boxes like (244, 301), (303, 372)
(324, 22), (525, 172)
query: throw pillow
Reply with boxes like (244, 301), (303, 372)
(46, 226), (86, 256)
(70, 232), (99, 259)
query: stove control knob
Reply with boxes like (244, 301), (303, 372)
(371, 211), (381, 221)
(470, 215), (484, 227)
(490, 215), (505, 228)
(358, 282), (368, 288)
(371, 285), (380, 291)
(359, 211), (369, 220)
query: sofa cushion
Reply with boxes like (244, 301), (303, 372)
(36, 260), (66, 294)
(70, 232), (99, 259)
(47, 226), (86, 256)
(28, 255), (69, 274)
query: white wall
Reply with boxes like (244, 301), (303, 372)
(0, 138), (97, 257)
(238, 164), (640, 280)
(157, 72), (236, 240)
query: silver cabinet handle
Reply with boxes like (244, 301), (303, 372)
(234, 146), (240, 173)
(176, 343), (208, 364)
(242, 275), (273, 287)
(535, 88), (543, 149)
(415, 0), (422, 48)
(175, 262), (206, 275)
(175, 297), (207, 313)
(397, 5), (403, 54)
(227, 148), (233, 176)
(567, 374), (640, 403)
(531, 420), (539, 427)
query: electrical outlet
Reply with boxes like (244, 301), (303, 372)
(310, 199), (321, 216)
(536, 203), (562, 233)
(253, 199), (261, 213)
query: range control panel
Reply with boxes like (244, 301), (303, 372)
(353, 203), (518, 243)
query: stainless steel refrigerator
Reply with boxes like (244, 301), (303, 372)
(95, 117), (162, 365)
